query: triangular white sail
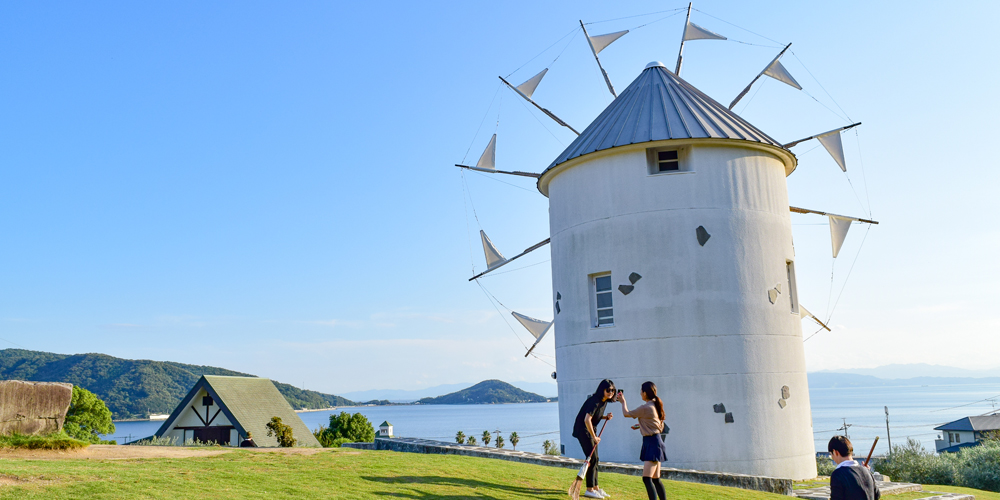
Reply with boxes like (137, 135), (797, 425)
(800, 305), (831, 331)
(683, 21), (726, 41)
(512, 311), (553, 340)
(475, 134), (496, 171)
(480, 230), (507, 270)
(516, 69), (548, 99)
(589, 30), (628, 54)
(763, 60), (802, 90)
(513, 311), (553, 357)
(817, 130), (847, 172)
(829, 215), (853, 258)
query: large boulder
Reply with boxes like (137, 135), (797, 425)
(0, 380), (73, 435)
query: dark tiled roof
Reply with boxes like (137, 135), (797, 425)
(545, 62), (782, 171)
(934, 414), (1000, 432)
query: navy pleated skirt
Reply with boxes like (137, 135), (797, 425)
(639, 434), (668, 462)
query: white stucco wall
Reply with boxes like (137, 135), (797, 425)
(546, 141), (817, 479)
(161, 389), (238, 446)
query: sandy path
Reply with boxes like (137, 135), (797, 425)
(0, 445), (335, 460)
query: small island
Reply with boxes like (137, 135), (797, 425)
(417, 380), (553, 405)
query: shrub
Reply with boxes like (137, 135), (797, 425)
(0, 432), (89, 450)
(953, 439), (1000, 492)
(455, 431), (465, 444)
(64, 386), (116, 444)
(876, 438), (956, 485)
(266, 416), (296, 447)
(331, 437), (352, 448)
(496, 435), (504, 449)
(316, 412), (374, 447)
(132, 436), (179, 446)
(466, 436), (477, 446)
(815, 456), (835, 476)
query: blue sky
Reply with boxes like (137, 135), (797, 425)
(1, 1), (998, 395)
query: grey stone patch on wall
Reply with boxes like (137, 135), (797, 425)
(555, 302), (561, 314)
(0, 380), (73, 436)
(768, 288), (778, 304)
(618, 285), (634, 295)
(370, 437), (793, 495)
(781, 385), (790, 399)
(725, 412), (734, 423)
(778, 398), (786, 409)
(713, 403), (726, 414)
(628, 272), (642, 284)
(556, 292), (561, 300)
(696, 226), (711, 246)
(776, 283), (782, 293)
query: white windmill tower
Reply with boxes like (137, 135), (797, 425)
(539, 61), (816, 479)
(455, 4), (875, 481)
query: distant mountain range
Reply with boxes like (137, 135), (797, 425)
(814, 363), (1000, 379)
(808, 372), (1000, 389)
(417, 380), (553, 405)
(0, 349), (354, 419)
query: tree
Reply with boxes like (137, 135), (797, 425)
(455, 431), (465, 444)
(266, 416), (296, 447)
(509, 432), (519, 450)
(467, 436), (477, 446)
(496, 435), (505, 449)
(482, 430), (491, 447)
(317, 412), (374, 447)
(542, 440), (560, 455)
(64, 386), (115, 443)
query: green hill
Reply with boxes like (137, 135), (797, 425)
(0, 349), (354, 418)
(417, 380), (551, 404)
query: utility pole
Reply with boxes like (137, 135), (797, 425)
(885, 406), (892, 459)
(838, 418), (852, 440)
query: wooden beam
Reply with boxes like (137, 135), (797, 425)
(454, 164), (540, 178)
(470, 238), (550, 281)
(790, 206), (878, 225)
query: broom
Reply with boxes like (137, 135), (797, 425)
(568, 419), (608, 500)
(864, 436), (879, 467)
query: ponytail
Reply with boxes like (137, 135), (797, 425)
(642, 381), (665, 421)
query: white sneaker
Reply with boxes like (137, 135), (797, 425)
(583, 490), (603, 498)
(598, 488), (611, 498)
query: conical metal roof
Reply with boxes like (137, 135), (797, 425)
(545, 62), (784, 170)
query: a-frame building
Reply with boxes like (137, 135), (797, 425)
(153, 375), (320, 447)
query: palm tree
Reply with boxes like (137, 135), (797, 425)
(482, 430), (491, 447)
(467, 436), (477, 446)
(509, 432), (519, 450)
(496, 435), (505, 449)
(455, 431), (465, 444)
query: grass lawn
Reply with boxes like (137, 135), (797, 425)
(0, 448), (797, 499)
(793, 477), (999, 500)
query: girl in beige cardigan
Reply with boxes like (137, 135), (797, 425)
(618, 381), (667, 500)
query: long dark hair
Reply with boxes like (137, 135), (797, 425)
(594, 379), (616, 400)
(641, 381), (664, 420)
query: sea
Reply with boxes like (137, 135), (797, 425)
(105, 382), (1000, 457)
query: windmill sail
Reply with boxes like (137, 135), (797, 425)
(817, 130), (847, 172)
(763, 60), (802, 89)
(474, 134), (497, 171)
(512, 311), (553, 357)
(516, 69), (548, 99)
(589, 29), (628, 54)
(683, 21), (726, 41)
(800, 305), (831, 331)
(480, 230), (507, 270)
(829, 215), (853, 258)
(729, 44), (794, 109)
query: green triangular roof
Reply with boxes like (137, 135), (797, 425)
(380, 421), (392, 427)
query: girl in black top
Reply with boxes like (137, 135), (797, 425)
(572, 379), (616, 499)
